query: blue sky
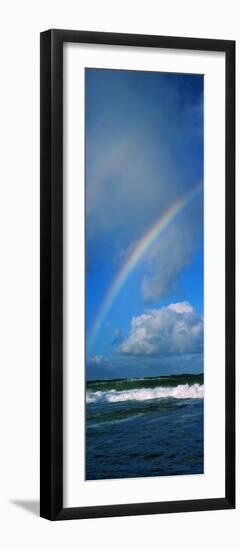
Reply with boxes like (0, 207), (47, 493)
(85, 68), (203, 380)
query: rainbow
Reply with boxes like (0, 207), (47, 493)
(90, 183), (202, 346)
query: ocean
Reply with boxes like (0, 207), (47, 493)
(86, 373), (204, 480)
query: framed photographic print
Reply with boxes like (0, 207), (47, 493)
(40, 29), (235, 520)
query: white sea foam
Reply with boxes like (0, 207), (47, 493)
(86, 384), (204, 404)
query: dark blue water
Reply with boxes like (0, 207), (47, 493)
(86, 374), (204, 480)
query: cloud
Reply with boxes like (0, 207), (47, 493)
(86, 71), (203, 242)
(141, 212), (202, 302)
(88, 354), (109, 366)
(119, 301), (203, 357)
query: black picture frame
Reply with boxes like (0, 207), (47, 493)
(40, 29), (235, 521)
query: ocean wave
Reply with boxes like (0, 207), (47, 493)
(86, 383), (204, 404)
(86, 373), (203, 393)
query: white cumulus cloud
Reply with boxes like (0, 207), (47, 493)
(119, 301), (203, 357)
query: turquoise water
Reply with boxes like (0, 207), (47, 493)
(86, 373), (204, 480)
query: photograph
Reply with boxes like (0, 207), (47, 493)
(40, 28), (235, 521)
(85, 68), (204, 480)
(0, 1), (237, 545)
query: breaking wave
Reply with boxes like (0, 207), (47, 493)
(86, 383), (204, 404)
